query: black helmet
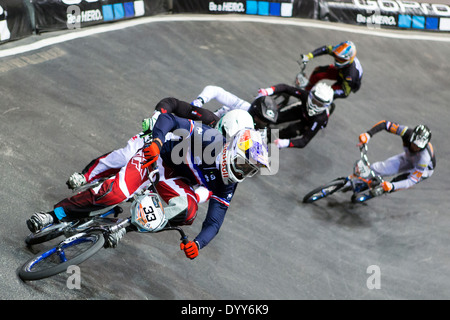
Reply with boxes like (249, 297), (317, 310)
(410, 125), (431, 150)
(248, 96), (279, 128)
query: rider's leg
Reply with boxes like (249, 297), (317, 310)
(66, 133), (144, 189)
(155, 97), (219, 126)
(197, 85), (251, 111)
(155, 161), (198, 226)
(28, 149), (149, 232)
(305, 64), (339, 91)
(371, 153), (411, 177)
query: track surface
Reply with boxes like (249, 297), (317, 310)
(1, 14), (449, 300)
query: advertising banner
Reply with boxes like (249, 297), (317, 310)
(0, 0), (33, 43)
(33, 0), (168, 32)
(173, 0), (298, 18)
(320, 0), (450, 31)
(173, 0), (450, 32)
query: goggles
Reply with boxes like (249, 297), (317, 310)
(307, 93), (329, 116)
(231, 153), (260, 180)
(412, 135), (429, 149)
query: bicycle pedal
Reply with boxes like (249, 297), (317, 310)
(113, 206), (123, 217)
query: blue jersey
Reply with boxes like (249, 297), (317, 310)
(152, 113), (237, 248)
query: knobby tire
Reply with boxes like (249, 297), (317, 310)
(19, 231), (105, 281)
(303, 179), (347, 203)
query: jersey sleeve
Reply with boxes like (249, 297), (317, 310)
(310, 45), (333, 58)
(193, 184), (237, 249)
(272, 84), (307, 99)
(367, 120), (408, 138)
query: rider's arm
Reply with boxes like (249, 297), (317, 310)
(193, 186), (237, 249)
(360, 120), (407, 145)
(287, 121), (322, 148)
(366, 120), (408, 138)
(271, 83), (307, 99)
(151, 113), (194, 143)
(307, 45), (333, 59)
(193, 199), (227, 249)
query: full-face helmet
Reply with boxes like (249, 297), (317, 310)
(215, 109), (255, 139)
(410, 124), (431, 151)
(220, 128), (270, 185)
(332, 41), (357, 68)
(307, 83), (334, 117)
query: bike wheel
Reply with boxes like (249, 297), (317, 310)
(303, 178), (347, 203)
(25, 221), (78, 246)
(19, 231), (105, 281)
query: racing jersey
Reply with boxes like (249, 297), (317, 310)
(310, 45), (363, 97)
(152, 113), (237, 248)
(367, 120), (436, 190)
(267, 83), (331, 148)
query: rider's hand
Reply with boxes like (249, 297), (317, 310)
(140, 111), (161, 138)
(142, 139), (162, 169)
(358, 132), (371, 146)
(257, 87), (274, 98)
(274, 138), (291, 149)
(190, 97), (204, 108)
(180, 241), (199, 259)
(381, 181), (394, 193)
(195, 186), (213, 204)
(301, 53), (313, 64)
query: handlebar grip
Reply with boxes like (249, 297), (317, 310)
(181, 235), (188, 245)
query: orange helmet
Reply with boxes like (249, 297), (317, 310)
(332, 41), (356, 68)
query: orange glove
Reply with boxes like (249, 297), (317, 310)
(180, 241), (199, 260)
(142, 139), (162, 169)
(358, 132), (371, 146)
(381, 181), (394, 193)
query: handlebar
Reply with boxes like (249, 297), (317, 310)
(296, 59), (307, 72)
(98, 217), (188, 244)
(148, 167), (160, 185)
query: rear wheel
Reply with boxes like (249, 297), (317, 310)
(19, 231), (105, 281)
(25, 221), (78, 246)
(303, 178), (347, 203)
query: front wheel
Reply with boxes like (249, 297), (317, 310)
(19, 231), (105, 281)
(303, 178), (347, 203)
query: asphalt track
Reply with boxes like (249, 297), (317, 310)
(0, 14), (449, 301)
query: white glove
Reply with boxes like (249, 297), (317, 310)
(195, 186), (213, 204)
(214, 105), (230, 117)
(275, 138), (290, 149)
(257, 87), (274, 98)
(66, 172), (87, 190)
(190, 97), (204, 108)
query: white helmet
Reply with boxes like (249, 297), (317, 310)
(307, 83), (334, 117)
(220, 128), (270, 185)
(215, 109), (255, 139)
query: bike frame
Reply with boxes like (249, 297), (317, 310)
(348, 144), (384, 202)
(21, 166), (189, 281)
